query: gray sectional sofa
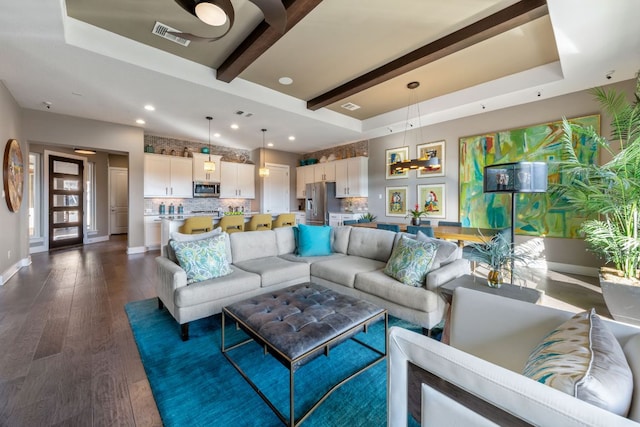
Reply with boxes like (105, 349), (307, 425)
(155, 225), (469, 340)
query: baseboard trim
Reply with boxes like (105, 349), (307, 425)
(85, 235), (110, 244)
(1, 256), (32, 286)
(127, 246), (147, 255)
(546, 262), (599, 277)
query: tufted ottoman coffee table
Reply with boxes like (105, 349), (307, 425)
(221, 283), (387, 427)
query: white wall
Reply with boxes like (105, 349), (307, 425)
(22, 110), (145, 251)
(0, 82), (29, 284)
(367, 78), (637, 271)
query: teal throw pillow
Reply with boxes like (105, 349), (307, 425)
(170, 234), (232, 284)
(522, 309), (633, 416)
(383, 235), (437, 287)
(297, 224), (332, 257)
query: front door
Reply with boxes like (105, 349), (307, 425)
(49, 155), (84, 249)
(109, 167), (129, 234)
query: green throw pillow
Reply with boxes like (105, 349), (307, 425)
(169, 235), (232, 284)
(522, 309), (633, 416)
(383, 235), (436, 287)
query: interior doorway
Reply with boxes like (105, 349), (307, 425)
(48, 155), (84, 250)
(262, 163), (290, 213)
(109, 167), (129, 235)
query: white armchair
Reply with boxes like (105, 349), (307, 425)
(388, 287), (640, 426)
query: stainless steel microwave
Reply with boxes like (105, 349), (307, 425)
(193, 181), (220, 198)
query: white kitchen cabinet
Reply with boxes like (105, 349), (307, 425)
(192, 152), (222, 182)
(220, 162), (255, 199)
(313, 162), (335, 182)
(335, 157), (368, 198)
(144, 154), (193, 198)
(296, 166), (307, 198)
(328, 213), (359, 226)
(303, 165), (315, 185)
(294, 211), (306, 225)
(144, 216), (162, 250)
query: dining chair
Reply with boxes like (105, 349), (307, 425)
(246, 214), (273, 231)
(178, 216), (213, 234)
(376, 223), (400, 232)
(272, 213), (296, 228)
(438, 221), (462, 227)
(407, 225), (434, 237)
(217, 215), (245, 234)
(343, 219), (358, 225)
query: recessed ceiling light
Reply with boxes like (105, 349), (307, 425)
(288, 136), (295, 141)
(74, 148), (96, 155)
(230, 124), (239, 130)
(278, 77), (293, 85)
(136, 119), (146, 124)
(144, 104), (155, 111)
(267, 143), (274, 147)
(213, 133), (221, 138)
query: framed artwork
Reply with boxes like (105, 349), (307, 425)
(417, 184), (446, 219)
(3, 139), (24, 213)
(386, 186), (408, 217)
(417, 140), (445, 178)
(459, 114), (600, 238)
(385, 146), (409, 179)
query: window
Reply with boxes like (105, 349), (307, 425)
(28, 153), (42, 240)
(86, 161), (97, 233)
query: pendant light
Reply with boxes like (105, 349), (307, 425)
(258, 129), (269, 178)
(203, 116), (216, 173)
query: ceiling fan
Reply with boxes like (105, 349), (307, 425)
(171, 0), (287, 42)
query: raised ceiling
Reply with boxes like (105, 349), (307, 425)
(65, 0), (558, 121)
(2, 0), (639, 153)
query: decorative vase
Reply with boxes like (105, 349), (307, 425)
(411, 217), (421, 226)
(487, 269), (503, 288)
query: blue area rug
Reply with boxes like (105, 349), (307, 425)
(125, 298), (422, 427)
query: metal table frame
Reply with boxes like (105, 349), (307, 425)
(221, 308), (388, 427)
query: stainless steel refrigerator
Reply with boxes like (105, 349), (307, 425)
(305, 182), (341, 225)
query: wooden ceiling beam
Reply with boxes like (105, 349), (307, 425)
(307, 0), (548, 111)
(216, 0), (322, 83)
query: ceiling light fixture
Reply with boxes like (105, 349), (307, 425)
(278, 77), (293, 85)
(230, 124), (239, 130)
(136, 119), (146, 124)
(74, 148), (96, 155)
(288, 136), (295, 141)
(203, 116), (216, 173)
(144, 104), (155, 111)
(389, 81), (441, 175)
(171, 0), (286, 42)
(259, 129), (269, 178)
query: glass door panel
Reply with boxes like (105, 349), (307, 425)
(49, 155), (84, 249)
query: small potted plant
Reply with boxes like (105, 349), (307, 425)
(406, 204), (426, 226)
(465, 232), (536, 287)
(359, 212), (377, 223)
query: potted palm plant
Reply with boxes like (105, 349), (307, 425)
(550, 71), (640, 325)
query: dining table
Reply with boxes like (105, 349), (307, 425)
(350, 222), (499, 246)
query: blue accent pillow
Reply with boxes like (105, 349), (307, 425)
(297, 224), (332, 257)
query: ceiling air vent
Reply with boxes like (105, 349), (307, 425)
(341, 102), (361, 111)
(152, 22), (190, 47)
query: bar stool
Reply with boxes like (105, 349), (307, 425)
(178, 216), (213, 234)
(272, 213), (296, 228)
(217, 215), (245, 234)
(246, 214), (272, 231)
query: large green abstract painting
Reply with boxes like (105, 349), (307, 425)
(459, 115), (599, 238)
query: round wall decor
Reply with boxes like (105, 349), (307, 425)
(3, 139), (24, 212)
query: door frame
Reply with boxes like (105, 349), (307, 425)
(44, 150), (88, 251)
(108, 166), (129, 235)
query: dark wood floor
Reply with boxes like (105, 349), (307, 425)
(0, 235), (161, 426)
(0, 236), (609, 426)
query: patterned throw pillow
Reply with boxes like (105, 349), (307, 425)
(522, 309), (633, 416)
(169, 234), (232, 284)
(383, 235), (437, 287)
(167, 227), (223, 263)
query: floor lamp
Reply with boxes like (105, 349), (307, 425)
(483, 162), (548, 283)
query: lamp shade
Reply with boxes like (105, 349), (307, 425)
(483, 162), (548, 193)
